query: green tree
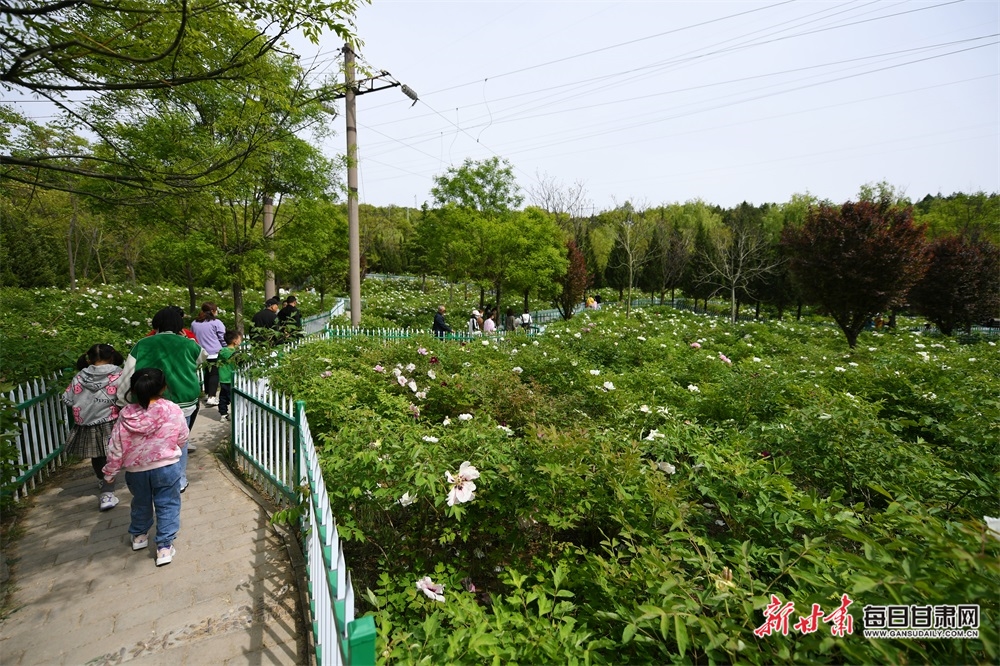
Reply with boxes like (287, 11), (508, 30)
(431, 157), (523, 214)
(701, 202), (782, 323)
(1, 0), (364, 195)
(783, 201), (929, 348)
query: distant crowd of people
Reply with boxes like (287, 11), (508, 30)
(61, 294), (300, 568)
(432, 294), (604, 337)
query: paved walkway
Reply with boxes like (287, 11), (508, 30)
(0, 408), (307, 665)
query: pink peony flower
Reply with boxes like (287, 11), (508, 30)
(397, 375), (408, 387)
(719, 353), (732, 365)
(417, 347), (429, 356)
(373, 364), (385, 373)
(320, 370), (333, 378)
(690, 342), (701, 349)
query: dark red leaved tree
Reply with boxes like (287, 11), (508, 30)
(782, 201), (928, 348)
(555, 239), (590, 319)
(909, 236), (1000, 335)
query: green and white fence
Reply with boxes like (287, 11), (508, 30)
(231, 373), (376, 666)
(3, 372), (71, 501)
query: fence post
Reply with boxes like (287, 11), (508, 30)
(294, 400), (306, 492)
(348, 615), (377, 666)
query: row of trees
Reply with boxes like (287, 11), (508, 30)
(1, 3), (996, 345)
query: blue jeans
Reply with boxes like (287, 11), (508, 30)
(126, 462), (182, 549)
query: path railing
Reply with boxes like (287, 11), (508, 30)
(231, 373), (376, 666)
(2, 372), (71, 501)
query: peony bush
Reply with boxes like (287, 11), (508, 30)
(268, 305), (999, 664)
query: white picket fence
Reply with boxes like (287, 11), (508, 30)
(231, 374), (376, 666)
(3, 372), (71, 502)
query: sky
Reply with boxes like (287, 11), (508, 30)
(299, 0), (1000, 211)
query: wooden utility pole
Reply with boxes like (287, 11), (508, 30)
(345, 45), (362, 327)
(263, 195), (276, 300)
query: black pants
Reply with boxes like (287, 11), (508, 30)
(219, 383), (232, 416)
(203, 358), (219, 398)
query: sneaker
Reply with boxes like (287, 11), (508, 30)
(220, 414), (230, 422)
(205, 396), (219, 406)
(155, 545), (176, 567)
(99, 493), (119, 511)
(187, 443), (198, 453)
(131, 534), (149, 550)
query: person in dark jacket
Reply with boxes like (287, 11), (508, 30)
(276, 295), (303, 340)
(432, 305), (453, 338)
(250, 297), (280, 343)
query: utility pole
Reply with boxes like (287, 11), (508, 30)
(263, 195), (276, 300)
(345, 45), (361, 327)
(339, 44), (418, 328)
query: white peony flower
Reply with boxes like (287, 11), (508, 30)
(416, 576), (445, 601)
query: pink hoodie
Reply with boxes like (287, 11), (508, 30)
(102, 399), (187, 479)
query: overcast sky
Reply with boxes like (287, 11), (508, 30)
(303, 0), (999, 211)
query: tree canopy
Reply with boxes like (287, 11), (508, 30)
(783, 200), (929, 348)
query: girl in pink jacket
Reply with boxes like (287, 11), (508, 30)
(103, 368), (188, 567)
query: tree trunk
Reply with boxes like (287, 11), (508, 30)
(479, 286), (485, 310)
(755, 301), (761, 320)
(796, 301), (803, 321)
(95, 230), (107, 285)
(232, 281), (245, 333)
(67, 201), (77, 291)
(523, 290), (529, 313)
(730, 286), (738, 323)
(185, 261), (197, 315)
(495, 284), (502, 316)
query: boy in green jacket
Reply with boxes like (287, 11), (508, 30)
(116, 306), (206, 491)
(217, 330), (241, 422)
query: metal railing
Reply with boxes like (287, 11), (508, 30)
(301, 299), (348, 336)
(231, 373), (376, 666)
(2, 372), (71, 501)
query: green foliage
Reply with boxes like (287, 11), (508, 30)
(0, 284), (326, 384)
(267, 302), (999, 664)
(0, 392), (24, 511)
(431, 157), (523, 214)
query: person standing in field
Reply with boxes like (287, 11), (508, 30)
(116, 306), (205, 493)
(505, 307), (516, 332)
(483, 310), (497, 333)
(191, 302), (225, 407)
(63, 343), (123, 512)
(432, 305), (453, 338)
(103, 368), (187, 567)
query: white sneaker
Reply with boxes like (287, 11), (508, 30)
(131, 534), (149, 550)
(187, 443), (198, 453)
(155, 545), (176, 567)
(99, 493), (119, 511)
(220, 414), (230, 422)
(205, 397), (219, 406)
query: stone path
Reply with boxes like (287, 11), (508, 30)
(0, 408), (307, 665)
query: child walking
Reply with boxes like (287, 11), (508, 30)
(63, 344), (123, 511)
(103, 368), (188, 566)
(217, 330), (242, 422)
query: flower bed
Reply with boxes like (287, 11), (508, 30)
(268, 305), (999, 664)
